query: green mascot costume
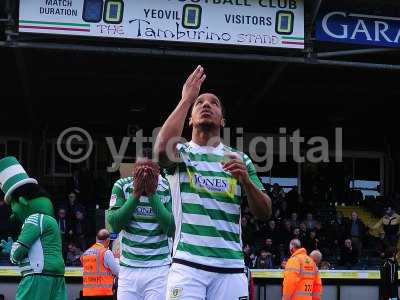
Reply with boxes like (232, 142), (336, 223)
(0, 156), (67, 300)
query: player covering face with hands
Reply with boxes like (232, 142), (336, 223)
(133, 158), (160, 197)
(107, 157), (174, 300)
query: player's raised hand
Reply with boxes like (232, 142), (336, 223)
(182, 65), (206, 104)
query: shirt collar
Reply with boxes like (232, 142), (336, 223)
(189, 140), (224, 151)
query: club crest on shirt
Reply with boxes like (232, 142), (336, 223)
(109, 194), (117, 207)
(169, 287), (183, 299)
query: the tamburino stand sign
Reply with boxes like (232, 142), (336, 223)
(19, 0), (305, 49)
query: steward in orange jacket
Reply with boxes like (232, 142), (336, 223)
(80, 229), (119, 299)
(282, 239), (322, 300)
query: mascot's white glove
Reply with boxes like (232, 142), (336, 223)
(10, 242), (23, 264)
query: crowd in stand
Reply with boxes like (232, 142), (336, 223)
(1, 173), (400, 270)
(55, 192), (91, 266)
(241, 183), (400, 270)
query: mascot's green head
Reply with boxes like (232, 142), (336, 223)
(0, 156), (54, 222)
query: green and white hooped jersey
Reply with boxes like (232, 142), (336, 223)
(16, 213), (65, 277)
(167, 142), (264, 269)
(109, 176), (172, 268)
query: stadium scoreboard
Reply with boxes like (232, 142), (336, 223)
(19, 0), (305, 49)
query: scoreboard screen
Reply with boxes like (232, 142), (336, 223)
(19, 0), (305, 49)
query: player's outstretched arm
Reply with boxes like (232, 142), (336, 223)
(154, 65), (206, 168)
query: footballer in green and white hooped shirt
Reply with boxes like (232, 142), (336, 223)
(155, 66), (272, 300)
(107, 158), (175, 300)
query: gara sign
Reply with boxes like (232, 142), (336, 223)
(316, 10), (400, 48)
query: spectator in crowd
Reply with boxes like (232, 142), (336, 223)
(290, 212), (300, 229)
(271, 183), (285, 206)
(371, 207), (400, 248)
(244, 244), (256, 268)
(299, 222), (308, 241)
(266, 220), (280, 243)
(242, 216), (256, 246)
(254, 219), (270, 249)
(304, 230), (319, 253)
(66, 192), (85, 222)
(328, 211), (347, 255)
(305, 213), (317, 231)
(255, 249), (274, 269)
(66, 243), (83, 266)
(263, 238), (280, 266)
(72, 210), (90, 251)
(273, 208), (284, 224)
(292, 228), (302, 243)
(314, 221), (330, 253)
(340, 239), (359, 268)
(345, 211), (366, 256)
(280, 220), (292, 246)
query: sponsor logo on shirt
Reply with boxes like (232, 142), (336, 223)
(193, 174), (229, 193)
(135, 206), (154, 217)
(188, 171), (237, 199)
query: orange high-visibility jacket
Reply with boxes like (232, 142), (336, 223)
(81, 243), (114, 297)
(282, 248), (322, 300)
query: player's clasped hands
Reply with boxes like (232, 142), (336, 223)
(133, 159), (159, 198)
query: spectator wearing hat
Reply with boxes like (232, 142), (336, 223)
(371, 207), (400, 248)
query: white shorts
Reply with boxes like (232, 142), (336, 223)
(166, 263), (248, 300)
(117, 264), (170, 300)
